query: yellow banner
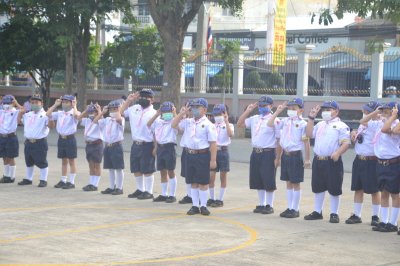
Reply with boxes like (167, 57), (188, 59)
(273, 0), (287, 66)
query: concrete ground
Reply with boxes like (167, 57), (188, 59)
(0, 129), (399, 265)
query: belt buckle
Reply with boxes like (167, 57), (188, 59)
(135, 141), (143, 145)
(284, 151), (291, 156)
(106, 143), (113, 147)
(359, 155), (367, 161)
(60, 135), (67, 139)
(255, 148), (263, 153)
(29, 139), (36, 143)
(317, 156), (326, 160)
(187, 149), (196, 154)
(382, 160), (389, 166)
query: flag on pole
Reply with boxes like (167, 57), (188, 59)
(207, 16), (213, 55)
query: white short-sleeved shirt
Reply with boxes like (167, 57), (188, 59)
(0, 108), (20, 134)
(22, 109), (49, 139)
(51, 110), (80, 135)
(245, 114), (280, 148)
(178, 116), (217, 149)
(151, 118), (177, 144)
(312, 117), (350, 156)
(215, 122), (234, 146)
(372, 119), (400, 159)
(81, 118), (103, 142)
(277, 117), (307, 152)
(354, 120), (380, 156)
(124, 104), (156, 142)
(98, 117), (125, 144)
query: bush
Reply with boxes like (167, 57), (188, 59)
(245, 70), (266, 88)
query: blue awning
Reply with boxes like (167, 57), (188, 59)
(184, 61), (224, 78)
(365, 58), (400, 80)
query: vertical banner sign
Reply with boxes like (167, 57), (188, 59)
(273, 0), (287, 66)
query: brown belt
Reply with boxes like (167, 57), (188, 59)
(357, 155), (377, 161)
(187, 148), (209, 154)
(315, 155), (330, 160)
(105, 141), (121, 147)
(377, 157), (400, 166)
(283, 150), (301, 156)
(86, 139), (103, 145)
(25, 138), (46, 144)
(59, 134), (75, 139)
(158, 143), (176, 148)
(0, 133), (16, 138)
(217, 146), (228, 151)
(253, 148), (274, 153)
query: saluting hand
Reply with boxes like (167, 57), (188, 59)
(246, 102), (258, 112)
(309, 105), (321, 118)
(54, 98), (62, 107)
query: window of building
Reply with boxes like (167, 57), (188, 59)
(221, 8), (232, 16)
(138, 0), (150, 16)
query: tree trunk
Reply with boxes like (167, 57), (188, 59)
(65, 42), (73, 94)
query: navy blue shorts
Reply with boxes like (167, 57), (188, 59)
(351, 156), (379, 194)
(57, 136), (77, 159)
(186, 151), (211, 185)
(211, 150), (230, 172)
(280, 151), (304, 183)
(180, 148), (187, 178)
(85, 142), (104, 164)
(311, 156), (343, 196)
(130, 142), (155, 175)
(103, 143), (124, 170)
(24, 138), (48, 168)
(157, 143), (176, 171)
(376, 159), (400, 194)
(0, 135), (19, 158)
(249, 149), (276, 190)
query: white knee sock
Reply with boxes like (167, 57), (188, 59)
(186, 184), (192, 197)
(26, 166), (34, 181)
(266, 191), (275, 207)
(115, 169), (124, 190)
(68, 173), (76, 184)
(354, 203), (362, 217)
(219, 188), (226, 201)
(199, 189), (209, 207)
(93, 176), (101, 187)
(286, 189), (293, 209)
(168, 177), (177, 197)
(257, 190), (267, 206)
(39, 167), (48, 181)
(109, 169), (116, 189)
(329, 195), (340, 214)
(161, 182), (168, 196)
(314, 192), (325, 213)
(209, 188), (215, 200)
(144, 175), (154, 194)
(292, 190), (301, 211)
(9, 165), (16, 179)
(4, 164), (10, 177)
(191, 188), (200, 207)
(135, 175), (145, 192)
(381, 207), (389, 223)
(372, 204), (380, 217)
(389, 207), (400, 225)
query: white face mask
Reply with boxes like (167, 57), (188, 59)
(2, 104), (11, 111)
(214, 116), (224, 123)
(321, 111), (332, 121)
(109, 112), (117, 118)
(287, 110), (297, 118)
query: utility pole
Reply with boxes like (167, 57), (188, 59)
(194, 3), (208, 93)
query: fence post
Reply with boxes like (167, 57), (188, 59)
(232, 46), (248, 119)
(5, 74), (10, 86)
(180, 57), (186, 93)
(370, 43), (391, 99)
(295, 45), (315, 97)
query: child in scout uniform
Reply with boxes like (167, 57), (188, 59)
(47, 95), (81, 189)
(147, 101), (178, 203)
(121, 88), (157, 200)
(79, 103), (104, 192)
(305, 100), (351, 223)
(172, 98), (217, 216)
(95, 100), (125, 195)
(345, 101), (382, 226)
(237, 96), (281, 215)
(268, 98), (311, 218)
(0, 95), (22, 184)
(208, 104), (234, 208)
(364, 102), (400, 233)
(17, 94), (50, 187)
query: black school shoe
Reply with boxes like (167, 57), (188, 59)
(165, 196), (177, 203)
(101, 188), (115, 194)
(286, 209), (300, 218)
(329, 213), (340, 223)
(187, 206), (200, 215)
(153, 195), (168, 202)
(128, 189), (143, 198)
(111, 188), (123, 195)
(211, 200), (224, 208)
(137, 191), (153, 200)
(38, 180), (47, 188)
(207, 199), (215, 207)
(200, 206), (211, 216)
(372, 222), (386, 232)
(261, 205), (274, 215)
(62, 182), (75, 189)
(178, 195), (192, 204)
(280, 208), (291, 217)
(82, 184), (97, 191)
(0, 176), (15, 183)
(304, 211), (323, 220)
(253, 205), (265, 213)
(379, 223), (398, 232)
(371, 215), (380, 227)
(345, 214), (362, 224)
(54, 181), (66, 188)
(18, 179), (32, 186)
